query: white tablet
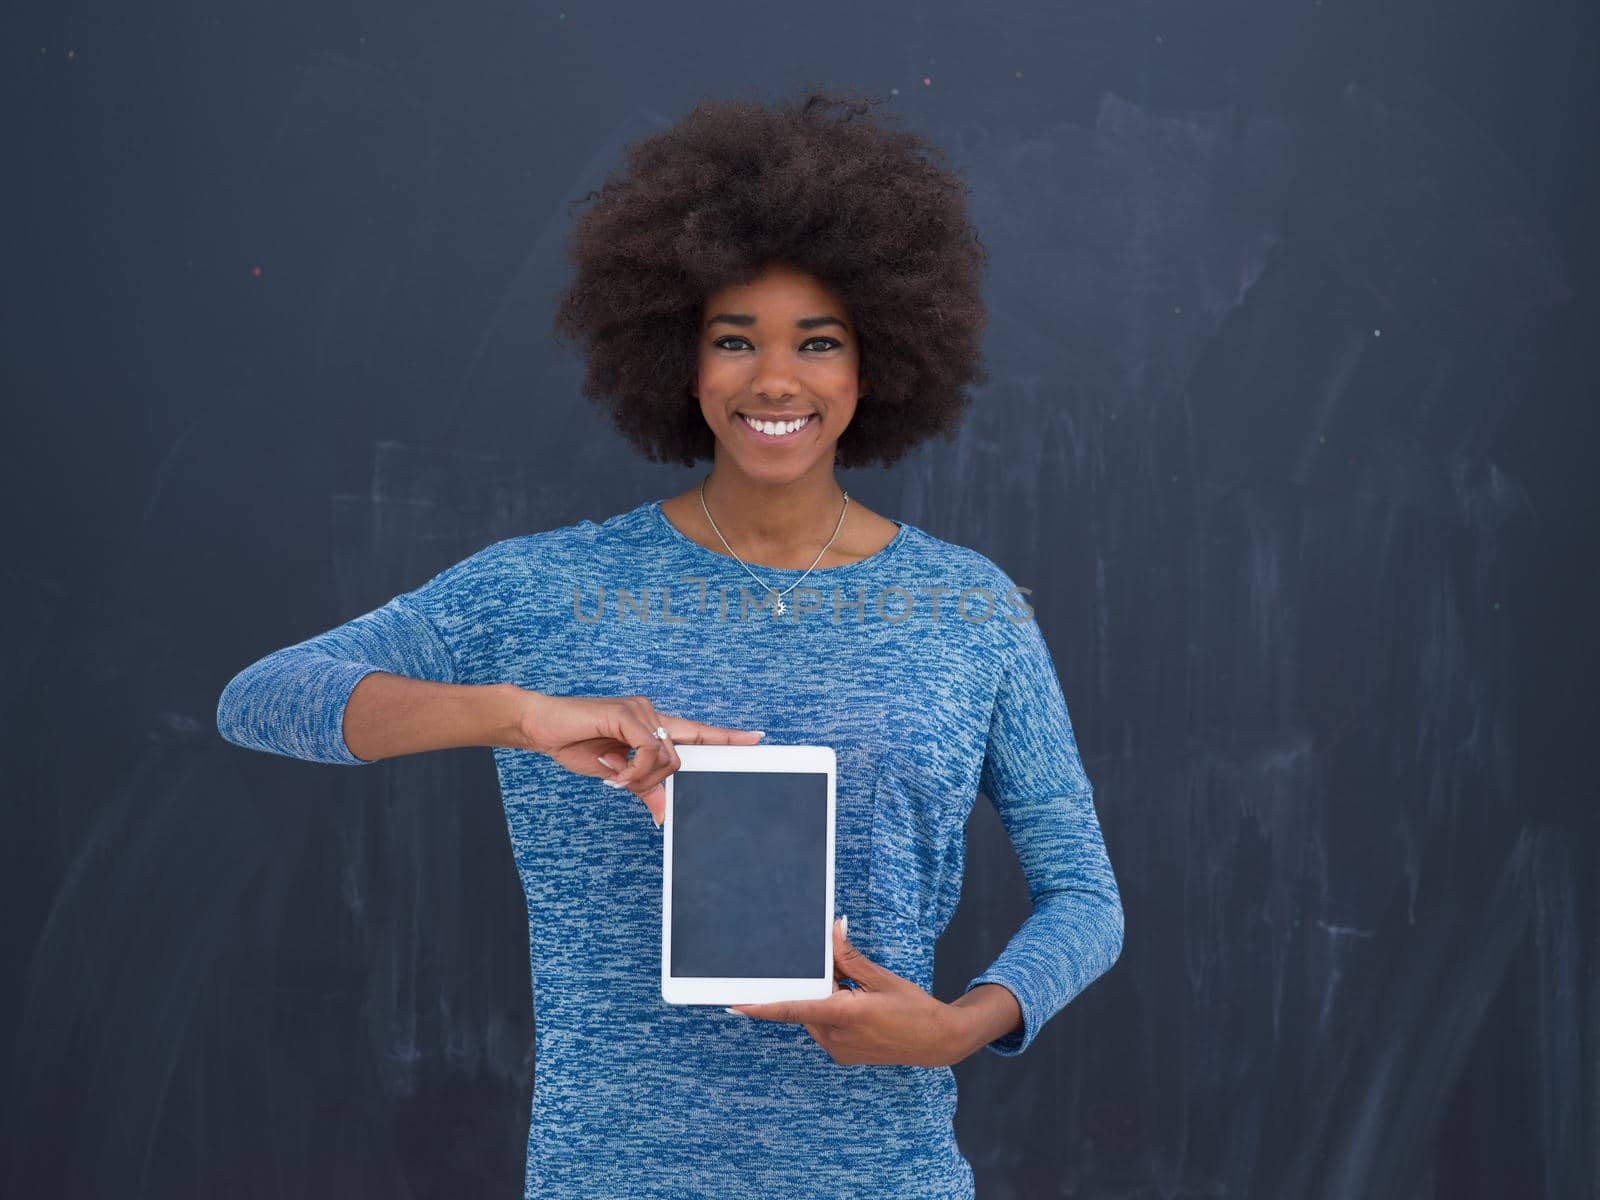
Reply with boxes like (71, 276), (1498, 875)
(661, 744), (837, 1006)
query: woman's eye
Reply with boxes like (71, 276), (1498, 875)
(711, 336), (841, 352)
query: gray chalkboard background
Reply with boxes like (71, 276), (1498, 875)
(3, 1), (1595, 1197)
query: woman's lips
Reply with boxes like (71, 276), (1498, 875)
(737, 413), (816, 444)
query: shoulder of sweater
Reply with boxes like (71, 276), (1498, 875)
(893, 523), (1017, 587)
(397, 514), (608, 604)
(898, 527), (1048, 659)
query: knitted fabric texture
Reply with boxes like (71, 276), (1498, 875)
(216, 499), (1123, 1199)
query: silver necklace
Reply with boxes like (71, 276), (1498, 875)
(698, 476), (850, 616)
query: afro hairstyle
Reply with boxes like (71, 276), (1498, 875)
(551, 87), (990, 469)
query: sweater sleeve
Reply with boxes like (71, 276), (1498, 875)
(215, 591), (459, 767)
(962, 612), (1123, 1057)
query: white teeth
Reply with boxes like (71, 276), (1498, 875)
(742, 414), (812, 436)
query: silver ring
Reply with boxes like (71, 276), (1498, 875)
(651, 726), (669, 741)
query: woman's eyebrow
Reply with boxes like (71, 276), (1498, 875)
(705, 313), (849, 332)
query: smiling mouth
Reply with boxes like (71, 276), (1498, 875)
(738, 412), (817, 440)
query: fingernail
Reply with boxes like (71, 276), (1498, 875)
(653, 812), (663, 828)
(725, 1007), (749, 1016)
(752, 731), (764, 739)
(599, 755), (619, 769)
(840, 914), (848, 939)
(603, 779), (626, 788)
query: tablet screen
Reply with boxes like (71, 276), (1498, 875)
(669, 769), (829, 979)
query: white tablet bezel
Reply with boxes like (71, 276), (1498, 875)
(661, 743), (836, 1006)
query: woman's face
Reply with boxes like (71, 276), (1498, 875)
(692, 262), (863, 483)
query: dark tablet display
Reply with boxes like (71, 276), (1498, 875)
(669, 769), (829, 979)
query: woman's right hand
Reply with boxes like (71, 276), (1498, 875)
(514, 691), (764, 826)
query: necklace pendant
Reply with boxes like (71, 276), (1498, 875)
(774, 597), (788, 615)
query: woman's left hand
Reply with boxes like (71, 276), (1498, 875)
(725, 917), (968, 1068)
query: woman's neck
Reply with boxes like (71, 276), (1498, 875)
(697, 469), (849, 553)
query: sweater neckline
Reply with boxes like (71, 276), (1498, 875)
(647, 499), (911, 578)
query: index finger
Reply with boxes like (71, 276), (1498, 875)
(657, 718), (765, 746)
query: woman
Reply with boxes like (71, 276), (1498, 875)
(217, 89), (1123, 1199)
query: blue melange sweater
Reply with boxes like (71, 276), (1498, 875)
(216, 498), (1123, 1199)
